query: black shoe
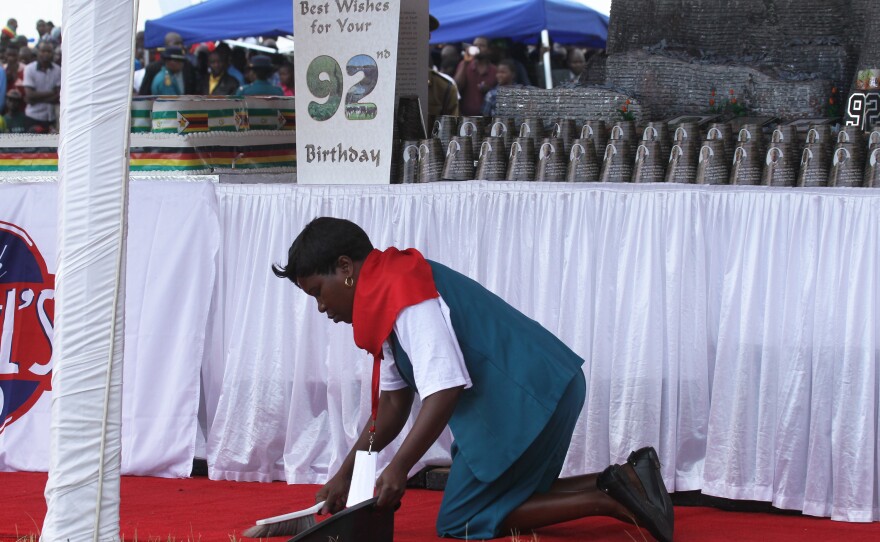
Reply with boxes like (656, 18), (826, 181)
(627, 447), (674, 538)
(597, 457), (673, 542)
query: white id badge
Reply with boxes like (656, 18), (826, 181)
(346, 450), (377, 507)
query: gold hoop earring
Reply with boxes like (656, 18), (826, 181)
(344, 276), (354, 288)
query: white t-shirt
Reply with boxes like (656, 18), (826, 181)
(23, 62), (61, 121)
(380, 296), (472, 398)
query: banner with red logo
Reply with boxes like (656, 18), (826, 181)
(0, 180), (218, 477)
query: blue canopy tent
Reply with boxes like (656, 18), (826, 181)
(144, 0), (292, 48)
(429, 0), (608, 47)
(144, 0), (608, 48)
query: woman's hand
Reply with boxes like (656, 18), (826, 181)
(316, 472), (352, 514)
(375, 462), (408, 510)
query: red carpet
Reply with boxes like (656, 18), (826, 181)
(2, 472), (878, 541)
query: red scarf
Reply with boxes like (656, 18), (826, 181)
(352, 248), (439, 429)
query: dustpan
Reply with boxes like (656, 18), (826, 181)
(288, 496), (396, 542)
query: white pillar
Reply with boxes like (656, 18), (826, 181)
(42, 1), (137, 540)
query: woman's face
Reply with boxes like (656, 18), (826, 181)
(296, 258), (357, 324)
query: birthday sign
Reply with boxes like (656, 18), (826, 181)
(294, 0), (401, 184)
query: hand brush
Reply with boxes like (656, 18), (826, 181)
(242, 501), (325, 538)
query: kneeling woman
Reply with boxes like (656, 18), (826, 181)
(272, 217), (674, 541)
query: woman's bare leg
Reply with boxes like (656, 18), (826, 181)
(498, 465), (638, 532)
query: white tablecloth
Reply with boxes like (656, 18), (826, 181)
(210, 181), (880, 522)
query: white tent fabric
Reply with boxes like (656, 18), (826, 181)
(42, 0), (137, 539)
(206, 181), (880, 522)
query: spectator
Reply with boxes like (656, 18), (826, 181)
(193, 43), (211, 81)
(277, 61), (294, 96)
(150, 46), (188, 95)
(23, 41), (60, 133)
(563, 48), (586, 83)
(134, 31), (145, 71)
(49, 26), (62, 48)
(439, 45), (460, 79)
(1, 19), (17, 48)
(4, 89), (27, 133)
(215, 42), (245, 85)
(236, 55), (283, 96)
(490, 39), (531, 87)
(5, 45), (25, 99)
(36, 20), (49, 44)
(19, 46), (34, 65)
(230, 46), (248, 83)
(201, 50), (240, 96)
(46, 21), (57, 41)
(532, 39), (568, 88)
(427, 15), (459, 126)
(453, 36), (497, 116)
(260, 40), (284, 87)
(508, 42), (533, 86)
(139, 32), (199, 95)
(481, 58), (517, 117)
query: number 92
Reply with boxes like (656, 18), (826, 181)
(307, 54), (379, 122)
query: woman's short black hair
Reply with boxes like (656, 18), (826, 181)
(272, 217), (374, 282)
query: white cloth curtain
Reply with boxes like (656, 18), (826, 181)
(0, 180), (216, 479)
(209, 181), (879, 522)
(43, 0), (137, 537)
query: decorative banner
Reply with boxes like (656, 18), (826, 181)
(294, 0), (401, 184)
(0, 221), (55, 436)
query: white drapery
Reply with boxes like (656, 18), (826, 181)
(0, 181), (216, 478)
(42, 0), (137, 538)
(209, 181), (880, 522)
(2, 179), (877, 522)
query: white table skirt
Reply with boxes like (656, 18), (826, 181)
(2, 180), (878, 522)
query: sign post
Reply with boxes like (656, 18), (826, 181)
(294, 0), (402, 184)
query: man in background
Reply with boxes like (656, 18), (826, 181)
(201, 49), (240, 96)
(427, 15), (459, 126)
(23, 41), (60, 133)
(215, 43), (245, 86)
(453, 36), (496, 116)
(150, 46), (189, 95)
(19, 46), (34, 66)
(36, 20), (50, 44)
(236, 55), (283, 96)
(139, 32), (199, 95)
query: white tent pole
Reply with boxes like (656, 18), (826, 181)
(42, 0), (137, 540)
(541, 29), (553, 89)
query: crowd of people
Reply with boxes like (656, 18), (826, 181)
(133, 31), (295, 99)
(0, 12), (600, 135)
(1, 18), (62, 134)
(427, 25), (602, 125)
(0, 16), (298, 135)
